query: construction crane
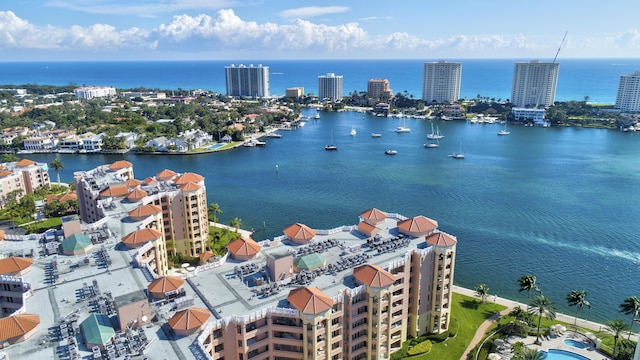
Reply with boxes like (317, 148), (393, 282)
(534, 31), (568, 108)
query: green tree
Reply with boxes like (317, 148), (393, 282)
(474, 283), (490, 303)
(229, 217), (242, 232)
(619, 296), (640, 339)
(566, 289), (591, 327)
(49, 158), (64, 184)
(509, 306), (534, 326)
(605, 319), (631, 358)
(529, 295), (556, 345)
(208, 203), (222, 223)
(518, 274), (540, 309)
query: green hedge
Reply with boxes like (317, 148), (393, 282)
(407, 340), (432, 356)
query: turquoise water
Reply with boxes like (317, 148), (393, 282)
(25, 111), (640, 323)
(207, 143), (225, 150)
(563, 339), (587, 349)
(541, 349), (589, 360)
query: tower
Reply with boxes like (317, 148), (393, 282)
(225, 64), (270, 98)
(511, 60), (560, 107)
(421, 61), (462, 104)
(318, 73), (343, 102)
(615, 70), (640, 112)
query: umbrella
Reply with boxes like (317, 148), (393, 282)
(488, 353), (501, 360)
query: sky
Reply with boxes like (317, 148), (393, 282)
(1, 0), (640, 61)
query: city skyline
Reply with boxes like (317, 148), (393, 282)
(1, 1), (640, 61)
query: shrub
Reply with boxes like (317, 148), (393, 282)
(448, 320), (459, 337)
(425, 331), (450, 343)
(407, 339), (432, 356)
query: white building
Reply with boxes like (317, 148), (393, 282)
(74, 86), (117, 100)
(615, 70), (640, 112)
(422, 61), (462, 104)
(23, 136), (56, 151)
(318, 73), (343, 102)
(225, 64), (270, 98)
(511, 61), (560, 107)
(512, 107), (547, 124)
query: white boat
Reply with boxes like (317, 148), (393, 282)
(350, 126), (357, 136)
(244, 138), (266, 147)
(448, 142), (465, 159)
(371, 132), (382, 138)
(384, 149), (398, 155)
(427, 122), (444, 140)
(297, 122), (306, 127)
(267, 132), (282, 138)
(325, 131), (337, 151)
(424, 139), (439, 148)
(395, 118), (411, 133)
(314, 110), (320, 119)
(498, 122), (510, 135)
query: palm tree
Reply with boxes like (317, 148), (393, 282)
(208, 203), (222, 223)
(519, 347), (545, 360)
(474, 283), (490, 303)
(566, 290), (591, 328)
(529, 295), (556, 345)
(229, 217), (242, 232)
(518, 274), (540, 308)
(619, 296), (640, 339)
(49, 158), (64, 184)
(605, 319), (631, 358)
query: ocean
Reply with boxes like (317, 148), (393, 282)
(3, 59), (640, 324)
(2, 58), (640, 104)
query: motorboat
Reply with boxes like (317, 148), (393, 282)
(267, 132), (281, 138)
(395, 126), (411, 133)
(424, 140), (439, 148)
(384, 150), (398, 155)
(371, 132), (382, 138)
(350, 127), (357, 136)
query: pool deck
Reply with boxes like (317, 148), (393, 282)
(492, 332), (610, 360)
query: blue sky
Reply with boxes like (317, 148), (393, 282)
(1, 0), (639, 61)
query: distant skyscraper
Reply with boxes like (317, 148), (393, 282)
(225, 64), (270, 98)
(615, 70), (640, 112)
(511, 61), (559, 107)
(367, 78), (393, 102)
(318, 73), (343, 101)
(421, 61), (462, 104)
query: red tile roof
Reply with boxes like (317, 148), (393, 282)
(283, 223), (316, 241)
(99, 184), (129, 197)
(58, 192), (77, 202)
(147, 276), (184, 294)
(425, 232), (458, 247)
(173, 172), (204, 185)
(128, 204), (162, 219)
(353, 264), (395, 288)
(108, 160), (133, 170)
(0, 170), (12, 177)
(397, 215), (438, 235)
(0, 257), (33, 275)
(179, 182), (201, 191)
(357, 221), (377, 233)
(15, 159), (36, 167)
(287, 287), (333, 314)
(143, 177), (158, 186)
(360, 208), (387, 223)
(0, 314), (40, 341)
(121, 228), (162, 247)
(156, 169), (177, 181)
(226, 237), (261, 257)
(199, 251), (215, 261)
(125, 178), (142, 188)
(168, 308), (210, 331)
(126, 188), (148, 202)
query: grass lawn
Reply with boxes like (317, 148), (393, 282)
(22, 217), (62, 233)
(409, 293), (506, 359)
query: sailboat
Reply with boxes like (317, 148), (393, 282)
(448, 142), (465, 159)
(350, 126), (357, 136)
(424, 139), (439, 148)
(427, 122), (445, 139)
(395, 118), (411, 133)
(325, 131), (337, 150)
(498, 121), (510, 135)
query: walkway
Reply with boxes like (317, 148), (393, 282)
(209, 221), (252, 238)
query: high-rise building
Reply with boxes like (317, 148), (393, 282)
(615, 70), (640, 112)
(0, 159), (51, 208)
(511, 60), (560, 107)
(422, 61), (462, 104)
(318, 73), (343, 101)
(225, 64), (270, 98)
(367, 79), (393, 102)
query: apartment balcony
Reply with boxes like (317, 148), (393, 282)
(247, 351), (269, 360)
(272, 336), (302, 346)
(246, 335), (270, 349)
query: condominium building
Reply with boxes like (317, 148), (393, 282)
(225, 64), (270, 98)
(196, 210), (458, 360)
(74, 161), (209, 274)
(74, 86), (116, 100)
(421, 61), (462, 104)
(511, 60), (560, 107)
(285, 87), (304, 98)
(367, 79), (394, 102)
(615, 70), (640, 112)
(0, 159), (51, 208)
(318, 73), (343, 102)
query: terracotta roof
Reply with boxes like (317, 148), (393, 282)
(360, 208), (388, 222)
(173, 172), (204, 185)
(0, 314), (40, 341)
(425, 232), (458, 247)
(168, 307), (210, 331)
(121, 228), (162, 247)
(0, 170), (13, 177)
(353, 264), (395, 288)
(46, 194), (58, 203)
(58, 192), (78, 202)
(128, 204), (162, 219)
(179, 182), (201, 191)
(397, 215), (438, 234)
(283, 223), (316, 241)
(15, 159), (36, 167)
(125, 188), (148, 202)
(143, 177), (158, 186)
(156, 169), (177, 181)
(147, 276), (184, 294)
(357, 221), (377, 232)
(125, 178), (142, 188)
(99, 184), (129, 198)
(0, 257), (33, 275)
(199, 251), (215, 261)
(108, 160), (133, 170)
(287, 287), (333, 314)
(226, 237), (261, 257)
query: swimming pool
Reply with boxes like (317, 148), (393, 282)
(563, 339), (587, 349)
(207, 143), (225, 150)
(540, 349), (589, 360)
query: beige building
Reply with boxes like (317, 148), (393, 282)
(285, 87), (304, 98)
(367, 79), (393, 103)
(0, 159), (51, 208)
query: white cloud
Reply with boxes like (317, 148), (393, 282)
(279, 6), (349, 19)
(44, 0), (237, 16)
